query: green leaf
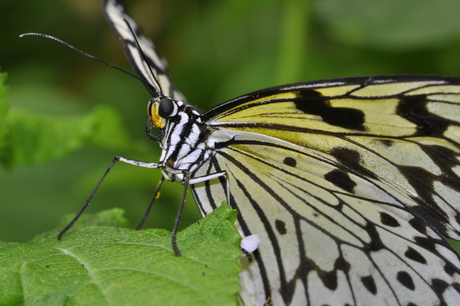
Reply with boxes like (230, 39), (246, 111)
(0, 206), (242, 306)
(2, 104), (132, 168)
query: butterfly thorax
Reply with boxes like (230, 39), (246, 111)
(147, 97), (211, 183)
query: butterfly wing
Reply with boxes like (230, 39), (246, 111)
(191, 76), (460, 305)
(103, 0), (460, 304)
(104, 0), (185, 101)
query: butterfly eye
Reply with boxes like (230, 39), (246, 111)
(147, 98), (178, 128)
(158, 98), (175, 118)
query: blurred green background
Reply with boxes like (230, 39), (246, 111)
(1, 0), (460, 258)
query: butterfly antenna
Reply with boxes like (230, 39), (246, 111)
(19, 33), (151, 87)
(123, 19), (164, 97)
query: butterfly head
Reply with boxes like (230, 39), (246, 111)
(145, 96), (180, 141)
(147, 97), (179, 129)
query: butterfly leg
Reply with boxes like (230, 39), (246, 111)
(168, 170), (228, 255)
(188, 171), (259, 261)
(171, 170), (191, 256)
(57, 156), (162, 239)
(136, 176), (165, 230)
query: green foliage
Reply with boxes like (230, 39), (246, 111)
(0, 206), (242, 306)
(0, 69), (133, 169)
(2, 104), (131, 168)
(0, 73), (9, 164)
(315, 0), (460, 49)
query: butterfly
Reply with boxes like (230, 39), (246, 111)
(60, 0), (460, 305)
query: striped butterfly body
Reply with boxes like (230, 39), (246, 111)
(100, 0), (460, 304)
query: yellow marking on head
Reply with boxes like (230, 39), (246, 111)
(148, 101), (165, 128)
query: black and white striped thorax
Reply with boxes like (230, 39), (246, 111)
(147, 97), (213, 183)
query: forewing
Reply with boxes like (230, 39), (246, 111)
(204, 75), (460, 238)
(104, 0), (185, 100)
